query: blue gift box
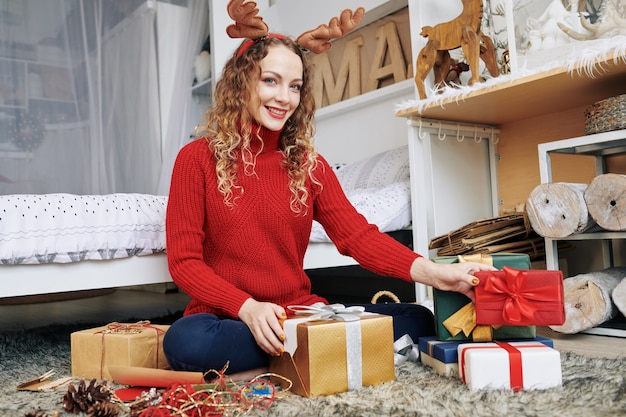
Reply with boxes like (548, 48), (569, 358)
(418, 335), (554, 364)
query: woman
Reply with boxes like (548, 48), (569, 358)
(163, 34), (495, 380)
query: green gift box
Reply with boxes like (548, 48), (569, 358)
(433, 253), (530, 269)
(433, 253), (536, 341)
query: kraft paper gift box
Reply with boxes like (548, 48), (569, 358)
(269, 305), (395, 397)
(433, 253), (536, 341)
(458, 341), (562, 391)
(71, 322), (169, 381)
(418, 338), (460, 377)
(474, 267), (566, 326)
(417, 336), (554, 377)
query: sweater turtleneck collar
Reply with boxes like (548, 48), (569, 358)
(246, 121), (283, 153)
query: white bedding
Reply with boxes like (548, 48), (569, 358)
(0, 194), (167, 265)
(0, 146), (412, 265)
(309, 181), (411, 242)
(310, 145), (412, 242)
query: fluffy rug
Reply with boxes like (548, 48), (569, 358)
(1, 321), (625, 417)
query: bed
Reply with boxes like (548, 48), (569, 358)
(0, 193), (171, 298)
(0, 146), (412, 299)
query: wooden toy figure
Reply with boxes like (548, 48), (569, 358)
(414, 0), (499, 99)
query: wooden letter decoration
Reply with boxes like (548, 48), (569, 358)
(308, 7), (412, 108)
(367, 21), (408, 91)
(312, 36), (364, 106)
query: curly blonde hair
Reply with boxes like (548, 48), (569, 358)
(203, 36), (320, 214)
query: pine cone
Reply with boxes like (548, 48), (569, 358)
(88, 401), (120, 417)
(63, 383), (86, 414)
(86, 378), (112, 404)
(63, 379), (112, 414)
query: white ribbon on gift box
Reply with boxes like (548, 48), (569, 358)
(393, 334), (420, 366)
(286, 303), (367, 391)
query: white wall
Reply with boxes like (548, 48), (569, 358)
(208, 0), (243, 81)
(314, 81), (414, 165)
(263, 0), (407, 38)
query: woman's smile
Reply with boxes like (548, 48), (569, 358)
(247, 45), (303, 131)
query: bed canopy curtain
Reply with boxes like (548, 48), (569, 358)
(0, 0), (208, 196)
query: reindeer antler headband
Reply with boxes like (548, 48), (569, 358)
(226, 0), (365, 56)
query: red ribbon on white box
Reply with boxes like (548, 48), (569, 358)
(459, 342), (550, 392)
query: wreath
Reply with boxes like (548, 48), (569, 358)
(9, 111), (45, 152)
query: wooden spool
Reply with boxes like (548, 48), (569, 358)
(526, 182), (595, 238)
(584, 173), (626, 231)
(549, 267), (626, 334)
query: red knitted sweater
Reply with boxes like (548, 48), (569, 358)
(166, 123), (420, 318)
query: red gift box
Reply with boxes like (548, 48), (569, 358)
(474, 267), (565, 326)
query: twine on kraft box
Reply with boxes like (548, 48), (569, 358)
(95, 321), (166, 380)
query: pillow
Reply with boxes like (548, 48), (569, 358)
(310, 181), (411, 243)
(0, 193), (167, 265)
(335, 146), (409, 191)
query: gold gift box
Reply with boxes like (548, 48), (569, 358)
(71, 322), (169, 381)
(270, 313), (395, 397)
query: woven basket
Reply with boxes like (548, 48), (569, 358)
(371, 290), (400, 304)
(584, 94), (626, 135)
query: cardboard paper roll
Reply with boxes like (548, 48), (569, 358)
(549, 267), (626, 334)
(584, 173), (626, 231)
(526, 183), (596, 238)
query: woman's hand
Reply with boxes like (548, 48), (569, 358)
(238, 298), (286, 356)
(409, 257), (497, 300)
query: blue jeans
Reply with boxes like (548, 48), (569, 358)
(163, 303), (435, 374)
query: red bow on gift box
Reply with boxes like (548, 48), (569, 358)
(474, 267), (566, 326)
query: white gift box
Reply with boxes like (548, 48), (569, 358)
(458, 341), (562, 391)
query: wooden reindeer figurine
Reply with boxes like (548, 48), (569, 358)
(414, 0), (499, 100)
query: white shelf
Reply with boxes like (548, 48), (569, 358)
(540, 127), (626, 149)
(539, 129), (626, 270)
(548, 231), (626, 241)
(538, 129), (626, 338)
(581, 316), (626, 338)
(191, 77), (212, 92)
(189, 77), (212, 140)
(396, 50), (626, 125)
(0, 148), (33, 159)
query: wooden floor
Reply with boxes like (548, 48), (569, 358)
(0, 289), (624, 359)
(536, 327), (626, 359)
(0, 286), (191, 332)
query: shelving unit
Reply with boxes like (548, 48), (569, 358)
(188, 77), (212, 140)
(0, 58), (79, 125)
(538, 129), (626, 271)
(537, 129), (626, 338)
(396, 50), (626, 228)
(396, 50), (626, 126)
(396, 49), (626, 335)
(0, 56), (81, 193)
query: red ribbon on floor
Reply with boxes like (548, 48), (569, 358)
(481, 267), (555, 324)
